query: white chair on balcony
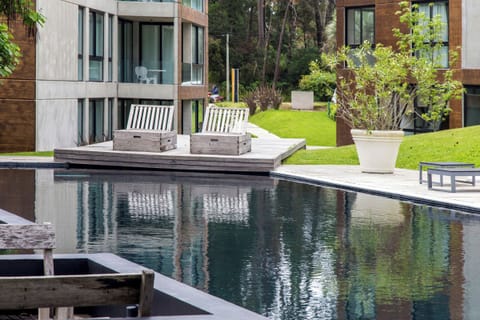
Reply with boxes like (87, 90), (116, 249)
(135, 66), (157, 84)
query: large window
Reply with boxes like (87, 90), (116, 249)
(464, 86), (480, 127)
(140, 23), (174, 84)
(346, 7), (375, 47)
(119, 19), (133, 83)
(416, 1), (449, 68)
(89, 99), (104, 143)
(78, 7), (84, 81)
(182, 24), (204, 85)
(108, 15), (113, 82)
(89, 11), (104, 81)
(183, 0), (203, 12)
(78, 99), (85, 145)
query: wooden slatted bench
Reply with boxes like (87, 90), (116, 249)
(190, 105), (251, 155)
(0, 223), (154, 319)
(427, 167), (480, 192)
(113, 104), (177, 152)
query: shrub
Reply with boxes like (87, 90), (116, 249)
(299, 59), (336, 101)
(242, 85), (283, 113)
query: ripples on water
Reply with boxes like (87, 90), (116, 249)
(5, 169), (480, 320)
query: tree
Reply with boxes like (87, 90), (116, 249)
(0, 0), (45, 77)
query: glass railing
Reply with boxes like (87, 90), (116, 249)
(182, 63), (203, 85)
(119, 60), (174, 84)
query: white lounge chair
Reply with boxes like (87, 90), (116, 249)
(113, 104), (177, 152)
(190, 104), (251, 155)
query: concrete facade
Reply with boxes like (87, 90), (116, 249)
(1, 0), (208, 152)
(336, 0), (480, 146)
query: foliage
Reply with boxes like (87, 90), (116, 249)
(242, 85), (283, 112)
(0, 0), (45, 78)
(284, 125), (480, 169)
(326, 1), (463, 131)
(299, 59), (336, 101)
(249, 109), (336, 146)
(208, 0), (336, 96)
(327, 102), (337, 120)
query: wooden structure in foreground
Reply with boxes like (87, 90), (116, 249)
(0, 223), (154, 319)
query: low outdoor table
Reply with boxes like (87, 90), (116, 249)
(418, 161), (475, 184)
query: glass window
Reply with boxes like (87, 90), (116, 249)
(183, 25), (204, 85)
(108, 15), (113, 82)
(89, 11), (104, 81)
(78, 99), (84, 145)
(78, 7), (84, 81)
(107, 99), (113, 140)
(119, 19), (133, 83)
(183, 0), (203, 12)
(140, 23), (174, 84)
(89, 99), (104, 143)
(464, 86), (480, 127)
(416, 1), (449, 68)
(191, 100), (204, 133)
(346, 7), (375, 47)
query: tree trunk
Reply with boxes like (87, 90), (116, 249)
(273, 1), (291, 89)
(257, 0), (265, 49)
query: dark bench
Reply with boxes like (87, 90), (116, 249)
(419, 161), (474, 184)
(427, 167), (480, 192)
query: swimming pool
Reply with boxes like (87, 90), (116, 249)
(4, 168), (480, 319)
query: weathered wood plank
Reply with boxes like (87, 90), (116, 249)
(0, 224), (55, 250)
(0, 270), (154, 311)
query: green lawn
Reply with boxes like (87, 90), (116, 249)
(249, 109), (336, 146)
(285, 126), (480, 170)
(0, 151), (53, 157)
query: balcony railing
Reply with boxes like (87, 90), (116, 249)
(120, 60), (174, 84)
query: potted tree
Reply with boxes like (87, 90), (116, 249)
(328, 1), (463, 173)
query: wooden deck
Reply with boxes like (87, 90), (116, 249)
(54, 135), (305, 173)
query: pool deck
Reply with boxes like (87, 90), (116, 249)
(272, 165), (480, 214)
(53, 135), (306, 173)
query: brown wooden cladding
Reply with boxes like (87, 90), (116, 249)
(336, 0), (479, 145)
(0, 16), (36, 152)
(0, 100), (36, 152)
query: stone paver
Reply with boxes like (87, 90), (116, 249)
(272, 165), (480, 213)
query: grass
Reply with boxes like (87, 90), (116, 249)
(249, 109), (336, 146)
(0, 151), (53, 157)
(285, 126), (480, 170)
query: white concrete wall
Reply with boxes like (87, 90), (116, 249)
(463, 0), (480, 68)
(36, 0), (78, 81)
(36, 99), (77, 150)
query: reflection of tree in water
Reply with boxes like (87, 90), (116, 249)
(338, 193), (452, 319)
(208, 181), (339, 320)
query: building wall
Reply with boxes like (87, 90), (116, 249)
(1, 0), (209, 151)
(0, 19), (36, 152)
(336, 0), (479, 146)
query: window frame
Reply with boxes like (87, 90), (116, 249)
(345, 6), (375, 48)
(89, 10), (105, 82)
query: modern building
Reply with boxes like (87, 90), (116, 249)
(336, 0), (480, 146)
(0, 0), (208, 152)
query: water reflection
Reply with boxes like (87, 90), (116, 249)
(2, 169), (480, 319)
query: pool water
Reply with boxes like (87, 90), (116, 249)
(5, 169), (480, 319)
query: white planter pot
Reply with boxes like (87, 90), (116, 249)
(351, 129), (404, 174)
